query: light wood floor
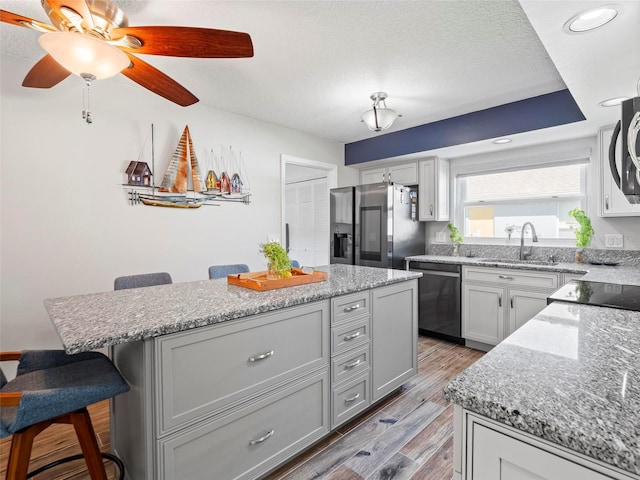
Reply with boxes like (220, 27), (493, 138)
(0, 336), (483, 480)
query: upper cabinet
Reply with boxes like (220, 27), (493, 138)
(418, 157), (449, 221)
(598, 125), (640, 217)
(360, 162), (418, 186)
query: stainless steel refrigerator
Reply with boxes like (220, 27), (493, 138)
(330, 183), (426, 269)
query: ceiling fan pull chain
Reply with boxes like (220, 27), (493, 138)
(81, 74), (95, 124)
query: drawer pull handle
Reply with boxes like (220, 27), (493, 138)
(498, 275), (514, 280)
(344, 393), (360, 403)
(344, 331), (361, 341)
(344, 304), (361, 312)
(249, 429), (274, 445)
(345, 359), (362, 369)
(498, 294), (502, 307)
(510, 296), (514, 308)
(248, 350), (274, 362)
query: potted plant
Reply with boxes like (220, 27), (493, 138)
(259, 241), (293, 279)
(447, 223), (463, 256)
(568, 208), (594, 263)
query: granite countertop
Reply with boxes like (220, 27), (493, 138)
(444, 301), (640, 475)
(45, 264), (421, 355)
(405, 254), (640, 287)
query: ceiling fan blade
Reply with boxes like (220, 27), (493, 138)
(22, 54), (71, 88)
(121, 54), (198, 107)
(43, 0), (94, 29)
(112, 26), (254, 58)
(0, 9), (56, 32)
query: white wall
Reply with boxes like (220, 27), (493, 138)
(0, 54), (356, 351)
(424, 136), (640, 249)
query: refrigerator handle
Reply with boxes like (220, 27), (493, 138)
(285, 223), (290, 253)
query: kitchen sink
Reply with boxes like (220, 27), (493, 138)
(478, 258), (558, 266)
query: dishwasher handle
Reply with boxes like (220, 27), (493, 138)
(411, 269), (460, 278)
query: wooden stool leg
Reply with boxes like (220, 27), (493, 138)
(5, 421), (51, 480)
(69, 408), (108, 480)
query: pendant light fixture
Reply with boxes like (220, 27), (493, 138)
(361, 92), (400, 132)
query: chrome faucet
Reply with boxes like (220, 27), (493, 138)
(520, 222), (538, 260)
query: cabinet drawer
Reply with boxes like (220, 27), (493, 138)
(331, 343), (370, 386)
(159, 371), (329, 480)
(463, 267), (558, 290)
(156, 301), (329, 435)
(332, 291), (370, 325)
(331, 317), (370, 355)
(332, 371), (370, 428)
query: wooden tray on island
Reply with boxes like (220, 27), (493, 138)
(227, 268), (328, 291)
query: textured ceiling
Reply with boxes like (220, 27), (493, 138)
(1, 0), (638, 155)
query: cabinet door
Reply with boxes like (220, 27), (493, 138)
(360, 167), (387, 185)
(388, 162), (418, 185)
(507, 289), (549, 337)
(599, 125), (640, 217)
(371, 281), (418, 402)
(418, 159), (436, 221)
(470, 423), (613, 480)
(462, 284), (503, 346)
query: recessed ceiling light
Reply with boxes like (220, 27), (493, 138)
(599, 97), (629, 107)
(493, 138), (512, 144)
(564, 6), (618, 33)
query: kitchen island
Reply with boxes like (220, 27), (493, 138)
(444, 301), (640, 479)
(45, 264), (421, 480)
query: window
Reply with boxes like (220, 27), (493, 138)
(457, 162), (587, 240)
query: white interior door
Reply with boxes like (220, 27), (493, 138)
(285, 177), (329, 267)
(282, 156), (337, 268)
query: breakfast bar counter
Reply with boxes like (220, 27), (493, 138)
(44, 264), (420, 354)
(45, 264), (421, 480)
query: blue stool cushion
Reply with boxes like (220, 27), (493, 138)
(114, 272), (172, 290)
(0, 351), (129, 438)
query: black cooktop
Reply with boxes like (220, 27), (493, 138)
(547, 280), (640, 312)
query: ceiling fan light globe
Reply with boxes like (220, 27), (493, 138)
(39, 32), (129, 80)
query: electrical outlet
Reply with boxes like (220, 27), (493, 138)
(267, 234), (280, 244)
(435, 231), (446, 243)
(604, 234), (623, 248)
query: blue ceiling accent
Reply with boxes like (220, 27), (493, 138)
(345, 89), (585, 165)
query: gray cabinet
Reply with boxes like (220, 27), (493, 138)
(113, 300), (330, 480)
(330, 291), (372, 428)
(113, 281), (418, 479)
(418, 157), (449, 221)
(360, 162), (418, 185)
(455, 409), (626, 480)
(462, 267), (558, 347)
(371, 280), (418, 402)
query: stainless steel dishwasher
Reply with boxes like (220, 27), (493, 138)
(408, 261), (463, 344)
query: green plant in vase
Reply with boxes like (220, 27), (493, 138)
(447, 223), (463, 256)
(568, 208), (594, 263)
(259, 241), (292, 279)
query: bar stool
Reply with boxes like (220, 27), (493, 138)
(208, 264), (249, 279)
(0, 350), (130, 479)
(114, 272), (173, 290)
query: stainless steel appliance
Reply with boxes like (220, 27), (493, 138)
(330, 183), (425, 269)
(408, 261), (463, 344)
(330, 186), (355, 265)
(609, 96), (640, 204)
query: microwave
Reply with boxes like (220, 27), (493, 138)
(609, 96), (640, 204)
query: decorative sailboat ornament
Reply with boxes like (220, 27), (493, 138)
(140, 125), (205, 208)
(124, 126), (251, 207)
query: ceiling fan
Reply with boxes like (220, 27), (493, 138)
(0, 0), (254, 107)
